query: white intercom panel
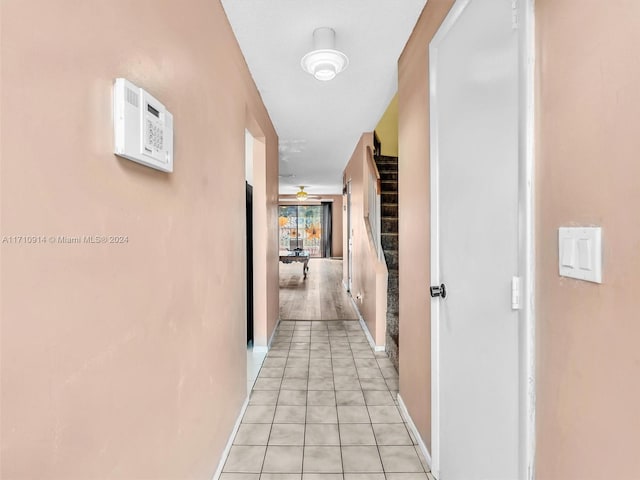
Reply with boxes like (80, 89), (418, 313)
(113, 78), (173, 172)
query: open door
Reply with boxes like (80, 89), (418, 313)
(246, 181), (254, 344)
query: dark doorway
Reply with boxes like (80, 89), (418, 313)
(246, 182), (254, 344)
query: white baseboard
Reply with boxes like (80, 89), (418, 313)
(268, 317), (280, 348)
(397, 393), (432, 469)
(347, 294), (386, 352)
(211, 394), (250, 480)
(253, 317), (281, 353)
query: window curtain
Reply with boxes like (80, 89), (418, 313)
(322, 201), (332, 258)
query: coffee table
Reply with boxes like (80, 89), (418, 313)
(279, 250), (310, 279)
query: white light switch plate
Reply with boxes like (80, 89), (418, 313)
(558, 227), (602, 283)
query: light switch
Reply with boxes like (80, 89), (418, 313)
(558, 227), (602, 283)
(577, 238), (592, 270)
(561, 237), (576, 268)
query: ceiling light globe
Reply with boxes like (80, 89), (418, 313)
(301, 48), (349, 81)
(314, 65), (337, 81)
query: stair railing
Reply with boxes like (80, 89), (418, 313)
(366, 146), (383, 261)
(373, 131), (382, 157)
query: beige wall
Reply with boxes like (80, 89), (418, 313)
(331, 195), (344, 258)
(342, 133), (387, 346)
(0, 1), (278, 478)
(277, 194), (344, 258)
(397, 0), (456, 450)
(535, 1), (640, 478)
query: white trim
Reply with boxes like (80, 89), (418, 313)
(253, 317), (281, 353)
(428, 19), (442, 467)
(211, 394), (250, 480)
(268, 317), (281, 348)
(519, 1), (536, 479)
(278, 198), (335, 203)
(346, 293), (385, 352)
(397, 393), (432, 469)
(346, 180), (353, 292)
(429, 0), (536, 478)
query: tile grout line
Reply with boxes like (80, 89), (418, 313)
(302, 320), (310, 477)
(262, 322), (292, 476)
(298, 321), (309, 477)
(333, 322), (346, 478)
(357, 326), (388, 479)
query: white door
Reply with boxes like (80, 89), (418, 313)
(347, 180), (353, 291)
(430, 0), (530, 479)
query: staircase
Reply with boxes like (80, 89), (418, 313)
(375, 154), (399, 371)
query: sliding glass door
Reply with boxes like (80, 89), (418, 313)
(279, 205), (323, 257)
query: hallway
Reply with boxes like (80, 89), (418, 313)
(222, 319), (432, 478)
(4, 0), (640, 478)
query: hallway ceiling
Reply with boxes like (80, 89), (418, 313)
(221, 0), (426, 195)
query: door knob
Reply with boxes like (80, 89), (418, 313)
(430, 284), (447, 299)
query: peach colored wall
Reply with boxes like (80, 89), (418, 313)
(342, 133), (387, 346)
(331, 195), (344, 258)
(535, 1), (640, 478)
(277, 194), (343, 258)
(251, 135), (280, 348)
(397, 0), (455, 450)
(0, 1), (278, 478)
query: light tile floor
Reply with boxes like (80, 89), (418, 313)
(221, 320), (435, 480)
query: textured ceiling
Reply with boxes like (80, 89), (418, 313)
(221, 0), (426, 194)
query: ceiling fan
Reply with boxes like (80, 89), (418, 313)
(294, 186), (322, 201)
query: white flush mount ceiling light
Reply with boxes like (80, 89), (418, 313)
(301, 27), (349, 81)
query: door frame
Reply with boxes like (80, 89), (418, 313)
(428, 0), (536, 478)
(246, 181), (254, 345)
(244, 129), (255, 348)
(346, 180), (353, 292)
